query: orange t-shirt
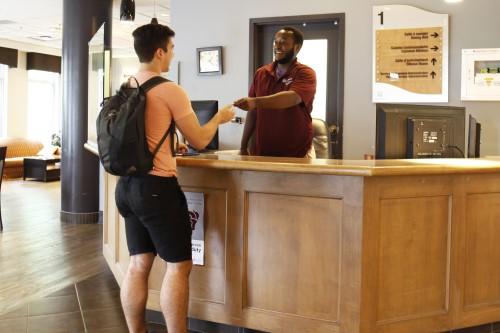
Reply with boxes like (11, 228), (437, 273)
(134, 71), (194, 177)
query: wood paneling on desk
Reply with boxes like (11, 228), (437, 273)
(102, 155), (500, 333)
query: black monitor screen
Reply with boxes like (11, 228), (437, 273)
(376, 104), (465, 159)
(191, 100), (219, 151)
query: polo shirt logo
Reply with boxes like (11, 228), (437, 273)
(282, 78), (293, 86)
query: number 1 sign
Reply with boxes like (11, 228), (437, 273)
(373, 5), (449, 103)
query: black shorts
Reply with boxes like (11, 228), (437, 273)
(115, 175), (192, 262)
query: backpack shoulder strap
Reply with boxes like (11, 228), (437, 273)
(140, 76), (170, 93)
(140, 75), (176, 157)
(151, 120), (176, 158)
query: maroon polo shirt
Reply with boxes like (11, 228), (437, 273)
(249, 59), (316, 157)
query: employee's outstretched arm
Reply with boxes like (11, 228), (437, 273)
(233, 91), (301, 111)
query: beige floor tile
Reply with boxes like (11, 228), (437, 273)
(0, 317), (28, 332)
(77, 289), (121, 311)
(83, 307), (127, 331)
(28, 294), (80, 316)
(0, 304), (28, 319)
(87, 327), (129, 333)
(27, 311), (84, 333)
(76, 272), (120, 294)
(45, 284), (76, 298)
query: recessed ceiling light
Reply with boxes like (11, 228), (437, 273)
(0, 20), (17, 25)
(444, 0), (463, 3)
(29, 35), (56, 41)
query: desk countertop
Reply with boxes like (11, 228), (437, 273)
(177, 152), (500, 176)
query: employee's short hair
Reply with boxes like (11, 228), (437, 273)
(133, 23), (175, 63)
(280, 26), (304, 47)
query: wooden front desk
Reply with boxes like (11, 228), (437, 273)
(102, 155), (500, 333)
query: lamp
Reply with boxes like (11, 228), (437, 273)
(150, 0), (158, 24)
(120, 0), (135, 21)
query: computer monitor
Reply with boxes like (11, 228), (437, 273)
(191, 100), (219, 151)
(376, 104), (466, 159)
(467, 114), (481, 158)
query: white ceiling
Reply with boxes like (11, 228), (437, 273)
(0, 0), (171, 52)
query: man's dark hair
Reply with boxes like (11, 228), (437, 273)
(281, 26), (304, 47)
(132, 23), (175, 63)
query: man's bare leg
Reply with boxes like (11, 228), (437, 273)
(160, 260), (193, 333)
(121, 253), (156, 333)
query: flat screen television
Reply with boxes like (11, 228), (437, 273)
(190, 100), (219, 151)
(467, 114), (481, 158)
(376, 104), (466, 159)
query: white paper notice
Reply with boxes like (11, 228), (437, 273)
(185, 192), (205, 265)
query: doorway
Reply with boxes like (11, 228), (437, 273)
(249, 14), (345, 158)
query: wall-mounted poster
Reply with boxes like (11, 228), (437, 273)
(373, 5), (449, 103)
(461, 48), (500, 101)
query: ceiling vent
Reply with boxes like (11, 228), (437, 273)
(0, 20), (17, 25)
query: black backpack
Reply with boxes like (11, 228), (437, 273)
(96, 76), (175, 176)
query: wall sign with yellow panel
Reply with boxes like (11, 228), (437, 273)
(373, 5), (449, 103)
(461, 48), (500, 101)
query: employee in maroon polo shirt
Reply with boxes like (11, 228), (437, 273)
(234, 26), (316, 158)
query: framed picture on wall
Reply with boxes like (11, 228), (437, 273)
(197, 46), (223, 75)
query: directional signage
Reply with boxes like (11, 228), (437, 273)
(376, 27), (443, 94)
(373, 5), (449, 103)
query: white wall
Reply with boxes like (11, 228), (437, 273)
(171, 0), (500, 158)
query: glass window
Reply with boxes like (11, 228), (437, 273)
(27, 70), (61, 146)
(297, 39), (328, 121)
(0, 64), (7, 137)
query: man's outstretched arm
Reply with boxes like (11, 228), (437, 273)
(234, 91), (301, 111)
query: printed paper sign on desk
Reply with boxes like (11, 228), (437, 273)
(185, 192), (205, 265)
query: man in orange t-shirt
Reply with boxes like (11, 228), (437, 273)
(115, 23), (234, 333)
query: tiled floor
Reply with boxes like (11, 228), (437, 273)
(1, 267), (498, 333)
(0, 268), (175, 333)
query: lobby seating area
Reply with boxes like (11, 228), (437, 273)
(0, 137), (44, 178)
(0, 137), (62, 180)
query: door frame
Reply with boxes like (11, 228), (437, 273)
(249, 13), (345, 158)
